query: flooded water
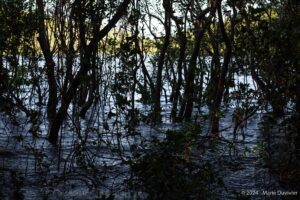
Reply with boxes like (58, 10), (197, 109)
(1, 104), (298, 199)
(1, 57), (298, 199)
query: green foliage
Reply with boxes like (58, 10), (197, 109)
(136, 84), (152, 105)
(129, 125), (222, 199)
(0, 0), (36, 53)
(13, 134), (24, 142)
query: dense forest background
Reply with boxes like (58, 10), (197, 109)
(0, 0), (299, 199)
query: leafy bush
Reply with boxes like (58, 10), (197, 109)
(129, 125), (222, 199)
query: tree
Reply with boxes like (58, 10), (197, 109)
(210, 0), (235, 136)
(39, 0), (132, 145)
(152, 0), (172, 123)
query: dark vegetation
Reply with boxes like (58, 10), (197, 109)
(0, 0), (299, 199)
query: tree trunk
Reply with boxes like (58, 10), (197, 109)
(170, 12), (187, 122)
(171, 35), (186, 121)
(179, 8), (215, 121)
(211, 1), (234, 136)
(36, 0), (58, 122)
(153, 0), (171, 123)
(48, 0), (131, 145)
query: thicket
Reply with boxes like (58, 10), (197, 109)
(0, 0), (299, 197)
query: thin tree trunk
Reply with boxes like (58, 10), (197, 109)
(153, 0), (171, 123)
(179, 8), (215, 120)
(36, 0), (58, 122)
(170, 12), (187, 121)
(211, 0), (234, 136)
(48, 0), (131, 145)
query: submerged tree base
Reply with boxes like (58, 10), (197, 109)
(1, 109), (299, 199)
